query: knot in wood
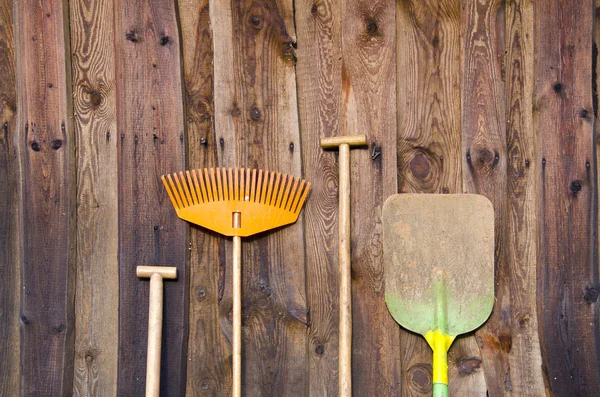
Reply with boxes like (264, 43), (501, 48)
(408, 363), (432, 393)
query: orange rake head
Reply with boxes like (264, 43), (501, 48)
(162, 167), (310, 237)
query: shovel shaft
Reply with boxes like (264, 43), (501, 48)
(433, 383), (449, 397)
(232, 234), (242, 397)
(339, 143), (352, 397)
(146, 273), (163, 397)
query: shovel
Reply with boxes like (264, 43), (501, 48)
(383, 194), (494, 397)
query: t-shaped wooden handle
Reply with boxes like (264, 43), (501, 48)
(320, 135), (368, 149)
(137, 266), (177, 397)
(321, 135), (367, 397)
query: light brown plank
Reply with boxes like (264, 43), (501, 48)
(295, 0), (343, 394)
(114, 0), (188, 395)
(504, 0), (545, 395)
(0, 0), (19, 395)
(461, 0), (510, 395)
(535, 1), (600, 394)
(14, 0), (77, 395)
(397, 1), (487, 395)
(341, 1), (401, 396)
(179, 0), (232, 395)
(69, 0), (119, 395)
(210, 0), (308, 395)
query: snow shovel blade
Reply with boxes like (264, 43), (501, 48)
(383, 194), (494, 396)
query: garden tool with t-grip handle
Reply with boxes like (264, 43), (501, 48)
(137, 265), (177, 397)
(321, 134), (368, 397)
(383, 194), (495, 397)
(162, 167), (310, 397)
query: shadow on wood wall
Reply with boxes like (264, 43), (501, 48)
(0, 0), (599, 396)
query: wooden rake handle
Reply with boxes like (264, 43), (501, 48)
(137, 266), (177, 397)
(232, 212), (242, 397)
(321, 135), (367, 397)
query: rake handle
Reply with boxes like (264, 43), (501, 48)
(232, 212), (242, 397)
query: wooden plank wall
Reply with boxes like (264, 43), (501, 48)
(2, 0), (600, 396)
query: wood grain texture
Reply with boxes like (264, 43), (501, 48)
(535, 1), (600, 394)
(179, 0), (232, 395)
(504, 0), (545, 395)
(461, 0), (509, 395)
(341, 1), (400, 396)
(69, 0), (119, 395)
(397, 1), (487, 395)
(0, 0), (19, 395)
(14, 0), (77, 395)
(210, 1), (308, 395)
(295, 0), (343, 395)
(114, 0), (188, 395)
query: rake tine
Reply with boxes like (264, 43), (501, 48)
(290, 180), (306, 214)
(205, 169), (214, 201)
(285, 177), (300, 212)
(162, 175), (180, 210)
(280, 174), (293, 209)
(191, 169), (204, 203)
(180, 172), (194, 206)
(172, 173), (189, 208)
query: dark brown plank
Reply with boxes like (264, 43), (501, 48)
(178, 0), (232, 395)
(504, 0), (545, 394)
(69, 0), (119, 395)
(536, 1), (600, 394)
(114, 0), (188, 395)
(341, 1), (400, 396)
(396, 1), (487, 395)
(295, 0), (343, 395)
(211, 1), (308, 395)
(14, 0), (77, 395)
(0, 0), (19, 395)
(460, 0), (510, 395)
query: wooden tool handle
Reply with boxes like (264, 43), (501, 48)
(232, 212), (242, 397)
(232, 236), (242, 397)
(146, 273), (164, 397)
(338, 144), (352, 397)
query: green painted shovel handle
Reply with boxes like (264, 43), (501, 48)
(433, 383), (448, 397)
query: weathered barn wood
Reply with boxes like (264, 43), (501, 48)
(3, 0), (600, 395)
(461, 0), (510, 395)
(211, 0), (308, 395)
(397, 1), (486, 395)
(295, 0), (343, 395)
(14, 0), (77, 395)
(505, 0), (545, 394)
(69, 0), (119, 395)
(340, 1), (401, 396)
(178, 1), (231, 396)
(0, 1), (19, 395)
(536, 1), (600, 394)
(114, 0), (188, 395)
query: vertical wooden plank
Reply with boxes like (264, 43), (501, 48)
(69, 0), (119, 395)
(461, 0), (510, 395)
(14, 0), (77, 395)
(114, 0), (188, 395)
(178, 1), (231, 395)
(505, 0), (545, 395)
(295, 0), (343, 395)
(536, 1), (600, 394)
(341, 1), (400, 396)
(396, 1), (487, 395)
(211, 0), (308, 395)
(0, 0), (19, 395)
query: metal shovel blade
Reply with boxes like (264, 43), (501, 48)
(383, 194), (494, 338)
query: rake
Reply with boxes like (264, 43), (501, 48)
(162, 167), (310, 396)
